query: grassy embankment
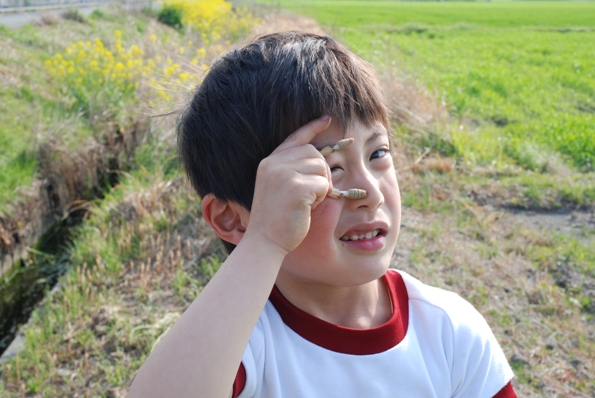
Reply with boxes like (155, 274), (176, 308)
(0, 1), (593, 397)
(0, 9), (156, 214)
(0, 2), (256, 396)
(270, 1), (595, 396)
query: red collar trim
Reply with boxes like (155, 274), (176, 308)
(269, 270), (409, 355)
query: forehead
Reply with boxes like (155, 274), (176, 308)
(312, 119), (388, 148)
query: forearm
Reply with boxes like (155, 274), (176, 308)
(129, 231), (285, 398)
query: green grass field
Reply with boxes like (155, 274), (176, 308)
(268, 1), (595, 172)
(274, 0), (595, 28)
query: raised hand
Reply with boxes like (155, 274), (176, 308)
(246, 115), (334, 256)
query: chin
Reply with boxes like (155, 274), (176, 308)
(338, 259), (391, 288)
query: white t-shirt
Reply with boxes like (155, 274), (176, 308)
(234, 269), (514, 398)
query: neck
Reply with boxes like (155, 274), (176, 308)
(274, 274), (392, 329)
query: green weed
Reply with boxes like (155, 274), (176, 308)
(158, 5), (183, 30)
(61, 9), (86, 24)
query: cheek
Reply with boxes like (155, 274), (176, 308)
(385, 175), (402, 236)
(282, 198), (343, 271)
(388, 177), (401, 209)
(299, 198), (342, 248)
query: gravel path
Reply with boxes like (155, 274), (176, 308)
(0, 1), (150, 28)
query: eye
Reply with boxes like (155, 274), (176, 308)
(330, 166), (343, 173)
(370, 148), (390, 160)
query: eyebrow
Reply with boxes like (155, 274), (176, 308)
(365, 130), (388, 146)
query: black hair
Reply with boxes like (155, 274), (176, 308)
(178, 31), (389, 253)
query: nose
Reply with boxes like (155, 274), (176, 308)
(345, 166), (384, 211)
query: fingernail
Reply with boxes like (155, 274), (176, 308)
(319, 115), (330, 122)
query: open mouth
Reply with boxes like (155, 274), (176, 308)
(339, 229), (381, 242)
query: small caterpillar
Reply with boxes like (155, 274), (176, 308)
(319, 138), (354, 157)
(329, 188), (368, 200)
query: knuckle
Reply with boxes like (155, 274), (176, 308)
(259, 156), (273, 169)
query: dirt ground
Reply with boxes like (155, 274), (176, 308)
(393, 202), (594, 397)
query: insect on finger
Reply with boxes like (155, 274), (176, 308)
(328, 188), (368, 200)
(319, 138), (354, 157)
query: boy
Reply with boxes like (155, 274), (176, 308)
(130, 31), (516, 397)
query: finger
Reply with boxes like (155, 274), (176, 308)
(284, 151), (333, 197)
(273, 115), (331, 154)
(325, 162), (334, 195)
(287, 157), (329, 177)
(309, 176), (331, 210)
(269, 143), (326, 164)
(299, 158), (333, 194)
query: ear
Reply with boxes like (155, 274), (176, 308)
(201, 193), (249, 245)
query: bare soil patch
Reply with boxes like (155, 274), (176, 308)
(508, 209), (595, 245)
(253, 12), (326, 36)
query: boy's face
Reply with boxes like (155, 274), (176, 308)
(278, 119), (401, 288)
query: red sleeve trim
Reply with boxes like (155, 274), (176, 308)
(493, 381), (516, 398)
(231, 363), (246, 398)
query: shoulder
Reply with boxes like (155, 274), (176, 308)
(390, 269), (488, 332)
(388, 269), (514, 398)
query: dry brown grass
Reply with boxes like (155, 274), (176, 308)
(38, 12), (61, 26)
(394, 205), (595, 397)
(381, 69), (448, 134)
(0, 40), (20, 88)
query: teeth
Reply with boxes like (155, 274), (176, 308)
(341, 229), (380, 241)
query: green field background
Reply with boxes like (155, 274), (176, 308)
(276, 1), (595, 28)
(267, 1), (595, 171)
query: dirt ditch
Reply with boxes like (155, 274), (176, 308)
(0, 118), (149, 355)
(0, 119), (148, 279)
